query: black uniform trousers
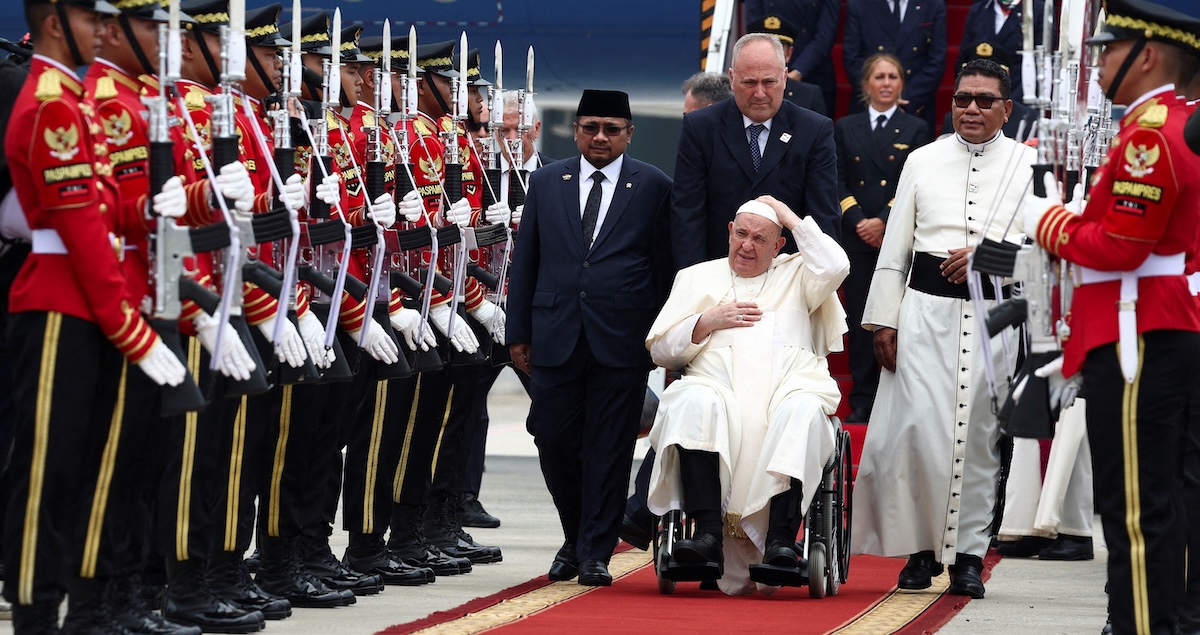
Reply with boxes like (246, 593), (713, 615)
(157, 338), (230, 564)
(2, 312), (121, 605)
(1181, 367), (1200, 632)
(429, 363), (483, 503)
(212, 391), (269, 557)
(389, 365), (460, 509)
(528, 333), (648, 563)
(342, 363), (417, 535)
(844, 249), (881, 412)
(1082, 331), (1200, 635)
(304, 356), (369, 541)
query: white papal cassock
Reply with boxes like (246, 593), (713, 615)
(645, 217), (849, 595)
(852, 132), (1035, 565)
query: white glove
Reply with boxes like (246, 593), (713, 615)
(135, 341), (188, 387)
(193, 311), (256, 380)
(213, 162), (254, 213)
(1034, 354), (1083, 415)
(398, 189), (424, 223)
(350, 319), (400, 364)
(1063, 182), (1086, 215)
(311, 172), (340, 208)
(297, 311), (333, 369)
(390, 307), (436, 351)
(1020, 172), (1063, 235)
(469, 298), (506, 344)
(511, 204), (523, 225)
(484, 201), (510, 225)
(429, 303), (478, 353)
(444, 197), (473, 227)
(278, 173), (305, 212)
(256, 313), (308, 368)
(153, 176), (188, 219)
(368, 192), (396, 228)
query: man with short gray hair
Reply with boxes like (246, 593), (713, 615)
(681, 71), (731, 114)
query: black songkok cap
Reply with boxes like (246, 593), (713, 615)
(575, 89), (632, 120)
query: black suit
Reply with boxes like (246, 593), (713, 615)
(843, 0), (947, 131)
(746, 0), (840, 113)
(671, 97), (839, 269)
(835, 109), (930, 412)
(507, 154), (672, 562)
(956, 0), (1045, 104)
(786, 78), (828, 117)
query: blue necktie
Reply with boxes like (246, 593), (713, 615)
(747, 123), (765, 172)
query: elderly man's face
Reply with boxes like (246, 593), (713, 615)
(729, 39), (785, 124)
(727, 213), (784, 277)
(951, 74), (1012, 144)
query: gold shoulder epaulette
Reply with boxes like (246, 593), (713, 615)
(35, 69), (63, 101)
(94, 76), (118, 101)
(184, 86), (206, 110)
(362, 111), (375, 128)
(325, 110), (338, 128)
(413, 117), (433, 137)
(1137, 104), (1168, 129)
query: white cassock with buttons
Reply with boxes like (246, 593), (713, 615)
(852, 132), (1035, 565)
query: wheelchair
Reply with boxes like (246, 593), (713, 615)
(652, 417), (853, 598)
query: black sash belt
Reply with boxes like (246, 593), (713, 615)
(908, 251), (1010, 300)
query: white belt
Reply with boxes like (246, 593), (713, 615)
(1189, 272), (1200, 296)
(1079, 252), (1186, 383)
(31, 228), (67, 255)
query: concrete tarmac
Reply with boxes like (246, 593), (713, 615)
(0, 368), (1110, 634)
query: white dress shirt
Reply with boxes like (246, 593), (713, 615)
(740, 115), (772, 159)
(578, 154), (624, 245)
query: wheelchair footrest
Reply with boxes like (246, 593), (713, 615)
(749, 561), (810, 587)
(662, 560), (723, 582)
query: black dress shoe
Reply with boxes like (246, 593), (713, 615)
(459, 495), (501, 529)
(672, 532), (723, 566)
(845, 407), (871, 424)
(749, 540), (807, 587)
(577, 559), (612, 587)
(897, 551), (944, 590)
(619, 513), (653, 551)
(1037, 534), (1094, 561)
(995, 535), (1053, 558)
(548, 543), (579, 581)
(947, 554), (985, 599)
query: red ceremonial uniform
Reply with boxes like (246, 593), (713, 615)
(7, 56), (159, 361)
(1035, 87), (1200, 376)
(437, 114), (488, 311)
(393, 111), (455, 307)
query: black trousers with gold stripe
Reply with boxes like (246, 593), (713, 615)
(342, 366), (418, 535)
(2, 312), (121, 605)
(212, 391), (270, 557)
(1083, 331), (1200, 635)
(429, 363), (483, 503)
(391, 364), (477, 509)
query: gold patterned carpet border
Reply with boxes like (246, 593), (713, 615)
(831, 571), (952, 634)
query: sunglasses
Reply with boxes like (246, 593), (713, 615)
(576, 122), (629, 136)
(952, 93), (1003, 109)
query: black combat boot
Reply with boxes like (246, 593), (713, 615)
(205, 550), (292, 620)
(60, 577), (133, 635)
(161, 558), (264, 634)
(12, 596), (63, 635)
(106, 574), (201, 635)
(254, 537), (347, 608)
(342, 531), (434, 586)
(388, 504), (471, 575)
(422, 496), (501, 564)
(298, 534), (385, 595)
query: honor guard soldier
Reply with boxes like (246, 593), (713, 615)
(1025, 1), (1200, 633)
(3, 0), (190, 630)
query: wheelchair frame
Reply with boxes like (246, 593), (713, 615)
(652, 417), (853, 597)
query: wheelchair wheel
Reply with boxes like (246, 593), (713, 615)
(654, 510), (684, 595)
(808, 541), (827, 599)
(837, 429), (853, 584)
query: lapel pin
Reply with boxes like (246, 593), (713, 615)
(780, 132), (792, 144)
(562, 174), (572, 181)
(625, 182), (632, 189)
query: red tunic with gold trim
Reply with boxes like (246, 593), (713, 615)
(392, 112), (459, 308)
(6, 56), (160, 361)
(437, 115), (489, 311)
(1034, 87), (1200, 376)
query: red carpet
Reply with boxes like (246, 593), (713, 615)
(377, 551), (998, 634)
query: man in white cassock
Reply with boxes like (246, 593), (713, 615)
(850, 59), (1035, 600)
(645, 195), (849, 596)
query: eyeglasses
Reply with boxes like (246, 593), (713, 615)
(952, 93), (1003, 109)
(576, 122), (629, 136)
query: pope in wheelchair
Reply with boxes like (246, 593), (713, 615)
(645, 196), (850, 596)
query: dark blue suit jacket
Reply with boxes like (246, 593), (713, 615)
(670, 97), (839, 269)
(507, 155), (673, 369)
(843, 0), (947, 126)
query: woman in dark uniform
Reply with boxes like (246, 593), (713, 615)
(834, 53), (930, 423)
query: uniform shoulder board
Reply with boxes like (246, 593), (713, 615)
(184, 86), (206, 111)
(35, 69), (63, 101)
(1137, 104), (1168, 129)
(413, 117), (433, 137)
(94, 76), (118, 101)
(362, 111), (375, 128)
(439, 117), (454, 133)
(325, 110), (338, 129)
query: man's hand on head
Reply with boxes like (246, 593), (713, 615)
(757, 195), (801, 230)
